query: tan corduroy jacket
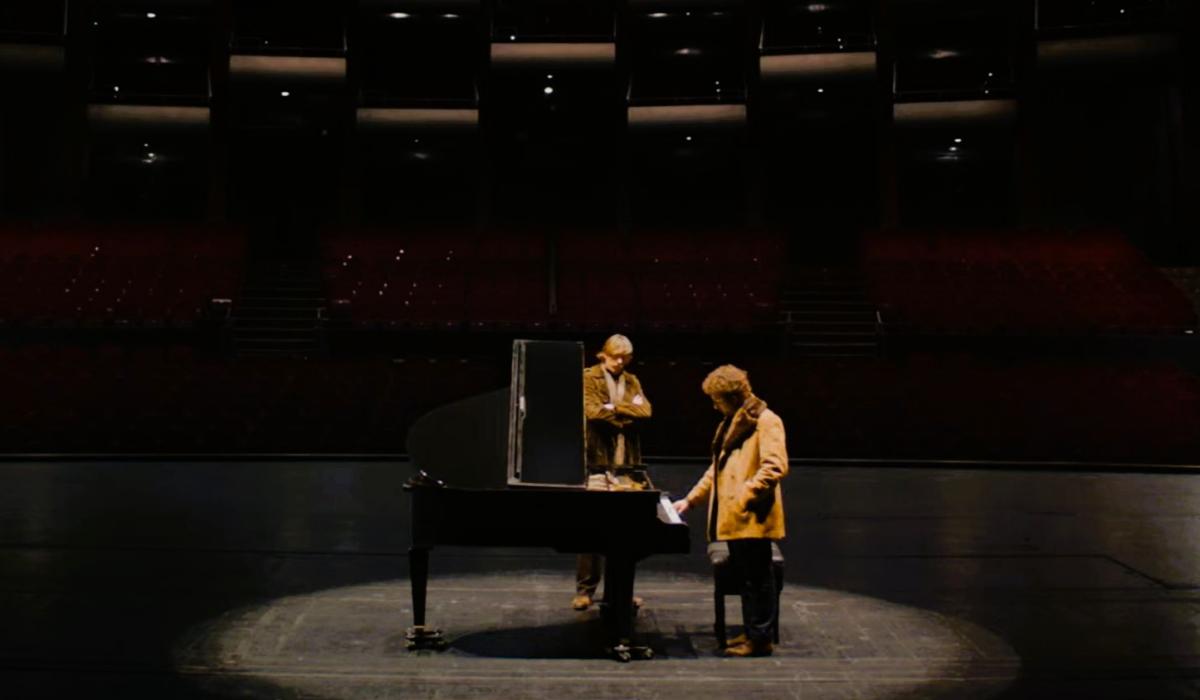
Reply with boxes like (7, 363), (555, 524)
(684, 396), (788, 541)
(583, 364), (651, 468)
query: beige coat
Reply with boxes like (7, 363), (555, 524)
(583, 364), (652, 468)
(684, 396), (788, 541)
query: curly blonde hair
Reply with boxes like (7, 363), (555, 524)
(701, 364), (751, 401)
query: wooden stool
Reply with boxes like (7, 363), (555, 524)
(708, 541), (784, 647)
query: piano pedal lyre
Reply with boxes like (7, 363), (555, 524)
(405, 625), (448, 651)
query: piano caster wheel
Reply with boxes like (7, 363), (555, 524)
(405, 626), (448, 651)
(609, 644), (653, 662)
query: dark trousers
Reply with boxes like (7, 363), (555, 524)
(727, 539), (777, 643)
(577, 553), (603, 597)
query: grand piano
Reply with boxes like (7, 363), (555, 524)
(403, 340), (690, 661)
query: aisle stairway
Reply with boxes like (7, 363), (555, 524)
(779, 267), (880, 358)
(232, 260), (325, 357)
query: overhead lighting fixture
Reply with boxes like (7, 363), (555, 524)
(389, 12), (410, 19)
(146, 12), (157, 19)
(930, 49), (960, 60)
(442, 13), (459, 19)
(817, 87), (825, 93)
(648, 12), (669, 18)
(543, 86), (554, 95)
(675, 48), (700, 56)
(954, 138), (963, 143)
(280, 90), (291, 97)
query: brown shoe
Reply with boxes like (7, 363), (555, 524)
(723, 633), (748, 648)
(572, 595), (592, 611)
(723, 639), (773, 657)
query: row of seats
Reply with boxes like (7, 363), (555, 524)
(322, 227), (786, 330)
(2, 344), (1198, 464)
(8, 222), (1192, 336)
(863, 228), (1197, 334)
(638, 354), (1200, 464)
(0, 222), (244, 327)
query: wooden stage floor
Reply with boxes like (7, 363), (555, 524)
(0, 460), (1197, 699)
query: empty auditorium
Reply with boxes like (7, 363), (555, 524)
(1, 1), (1198, 698)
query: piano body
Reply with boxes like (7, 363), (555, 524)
(403, 340), (690, 661)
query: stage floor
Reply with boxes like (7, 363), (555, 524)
(1, 460), (1197, 699)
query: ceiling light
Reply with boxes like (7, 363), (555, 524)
(389, 12), (410, 19)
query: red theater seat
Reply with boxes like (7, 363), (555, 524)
(864, 227), (1197, 335)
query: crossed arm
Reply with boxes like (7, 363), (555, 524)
(584, 374), (653, 428)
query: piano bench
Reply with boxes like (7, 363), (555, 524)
(707, 541), (784, 648)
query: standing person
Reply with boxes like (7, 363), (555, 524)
(573, 334), (652, 611)
(673, 365), (787, 657)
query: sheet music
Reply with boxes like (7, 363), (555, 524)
(657, 493), (683, 525)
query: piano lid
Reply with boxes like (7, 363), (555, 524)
(406, 388), (511, 490)
(506, 340), (585, 488)
(405, 340), (586, 489)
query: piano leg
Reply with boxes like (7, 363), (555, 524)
(405, 546), (447, 650)
(602, 554), (653, 662)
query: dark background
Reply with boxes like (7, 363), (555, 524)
(0, 0), (1198, 462)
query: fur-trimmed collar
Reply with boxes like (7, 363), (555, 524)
(711, 395), (767, 462)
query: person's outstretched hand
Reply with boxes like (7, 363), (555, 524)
(672, 499), (689, 515)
